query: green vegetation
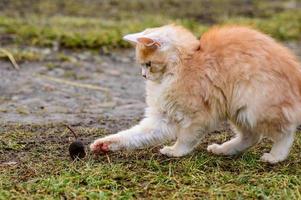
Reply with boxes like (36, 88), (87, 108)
(0, 0), (300, 50)
(227, 11), (301, 41)
(1, 11), (300, 50)
(0, 0), (294, 22)
(0, 15), (167, 49)
(1, 124), (301, 199)
(0, 47), (43, 62)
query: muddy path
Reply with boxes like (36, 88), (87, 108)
(0, 48), (146, 130)
(0, 42), (301, 131)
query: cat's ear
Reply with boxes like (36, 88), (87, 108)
(123, 33), (161, 49)
(137, 37), (161, 49)
(123, 32), (144, 44)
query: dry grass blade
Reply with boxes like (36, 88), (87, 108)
(106, 154), (111, 164)
(66, 125), (78, 139)
(0, 48), (20, 70)
(35, 74), (110, 92)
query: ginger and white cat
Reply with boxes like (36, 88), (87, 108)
(90, 24), (301, 164)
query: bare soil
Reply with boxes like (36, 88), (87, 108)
(0, 48), (145, 129)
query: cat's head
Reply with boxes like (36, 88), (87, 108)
(123, 24), (199, 82)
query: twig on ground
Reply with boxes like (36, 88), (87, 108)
(0, 48), (20, 70)
(66, 125), (78, 139)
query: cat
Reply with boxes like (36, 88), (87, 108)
(90, 24), (301, 164)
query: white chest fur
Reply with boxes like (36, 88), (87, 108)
(145, 79), (192, 128)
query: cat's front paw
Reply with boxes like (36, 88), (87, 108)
(90, 136), (121, 155)
(160, 146), (187, 157)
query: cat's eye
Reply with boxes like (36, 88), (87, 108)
(145, 61), (151, 67)
(141, 61), (151, 68)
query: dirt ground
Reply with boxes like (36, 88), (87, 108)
(0, 48), (146, 130)
(0, 47), (147, 165)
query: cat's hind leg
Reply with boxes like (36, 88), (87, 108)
(207, 126), (260, 156)
(160, 126), (203, 157)
(260, 128), (295, 164)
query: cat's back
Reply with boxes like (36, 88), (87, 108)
(200, 26), (273, 51)
(199, 25), (297, 63)
(198, 25), (300, 75)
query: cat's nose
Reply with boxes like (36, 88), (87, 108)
(142, 74), (146, 78)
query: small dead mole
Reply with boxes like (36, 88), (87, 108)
(67, 125), (86, 160)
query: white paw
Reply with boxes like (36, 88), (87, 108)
(260, 153), (283, 164)
(90, 136), (121, 154)
(207, 143), (224, 155)
(159, 146), (186, 157)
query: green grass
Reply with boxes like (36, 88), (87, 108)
(1, 124), (301, 199)
(0, 0), (294, 22)
(0, 15), (173, 49)
(226, 11), (301, 41)
(0, 10), (300, 50)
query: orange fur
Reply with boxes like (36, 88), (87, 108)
(91, 25), (301, 164)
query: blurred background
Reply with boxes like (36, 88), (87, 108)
(0, 0), (300, 49)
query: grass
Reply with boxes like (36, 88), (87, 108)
(0, 15), (207, 50)
(1, 124), (301, 199)
(0, 47), (44, 62)
(0, 0), (295, 21)
(226, 11), (301, 41)
(0, 10), (300, 50)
